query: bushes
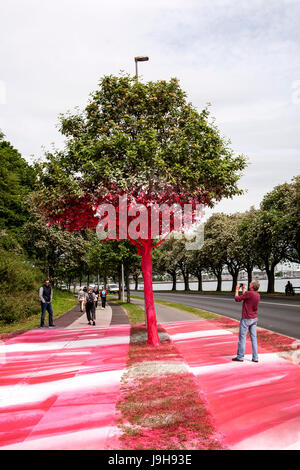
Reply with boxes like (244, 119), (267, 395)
(0, 248), (43, 324)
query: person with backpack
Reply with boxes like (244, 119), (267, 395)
(84, 287), (96, 325)
(100, 286), (108, 309)
(39, 279), (55, 328)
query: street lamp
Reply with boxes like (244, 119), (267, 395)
(121, 262), (125, 302)
(134, 55), (149, 326)
(134, 56), (149, 80)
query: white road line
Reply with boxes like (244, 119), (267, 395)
(158, 295), (300, 308)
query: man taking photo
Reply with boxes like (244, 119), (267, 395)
(232, 280), (260, 362)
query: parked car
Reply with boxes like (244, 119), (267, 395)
(107, 283), (119, 293)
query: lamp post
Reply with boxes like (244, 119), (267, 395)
(134, 56), (149, 325)
(121, 262), (125, 302)
(134, 56), (149, 80)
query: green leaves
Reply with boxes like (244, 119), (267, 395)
(0, 136), (36, 231)
(36, 73), (246, 210)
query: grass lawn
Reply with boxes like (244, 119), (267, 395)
(111, 298), (145, 323)
(110, 297), (224, 449)
(0, 288), (77, 338)
(131, 295), (218, 320)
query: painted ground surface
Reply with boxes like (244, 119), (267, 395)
(162, 319), (300, 450)
(0, 315), (299, 450)
(0, 324), (130, 449)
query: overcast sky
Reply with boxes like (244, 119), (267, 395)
(0, 0), (299, 218)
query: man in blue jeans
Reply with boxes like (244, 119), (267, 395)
(39, 279), (55, 328)
(232, 280), (260, 362)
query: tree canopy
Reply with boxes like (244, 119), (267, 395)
(0, 132), (36, 233)
(34, 73), (247, 345)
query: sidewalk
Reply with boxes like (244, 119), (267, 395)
(132, 299), (300, 450)
(0, 304), (130, 450)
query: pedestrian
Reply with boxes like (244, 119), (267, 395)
(232, 281), (260, 363)
(285, 281), (294, 296)
(93, 286), (99, 308)
(100, 286), (108, 309)
(39, 279), (55, 328)
(78, 287), (85, 312)
(85, 286), (96, 325)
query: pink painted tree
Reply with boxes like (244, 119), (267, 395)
(35, 74), (246, 346)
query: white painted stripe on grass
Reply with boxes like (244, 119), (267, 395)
(0, 335), (129, 353)
(0, 369), (125, 408)
(188, 353), (287, 376)
(230, 416), (300, 450)
(169, 329), (232, 341)
(216, 374), (287, 394)
(0, 425), (119, 450)
(64, 336), (129, 348)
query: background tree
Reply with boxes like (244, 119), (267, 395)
(188, 246), (208, 292)
(22, 211), (88, 284)
(201, 214), (228, 292)
(172, 239), (191, 291)
(249, 209), (289, 293)
(34, 74), (246, 345)
(153, 238), (180, 291)
(261, 176), (300, 265)
(238, 208), (260, 288)
(223, 213), (244, 292)
(0, 132), (36, 237)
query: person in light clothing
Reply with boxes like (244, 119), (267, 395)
(232, 280), (260, 362)
(77, 287), (85, 312)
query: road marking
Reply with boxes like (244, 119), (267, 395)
(155, 295), (300, 308)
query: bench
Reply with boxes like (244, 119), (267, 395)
(286, 286), (300, 295)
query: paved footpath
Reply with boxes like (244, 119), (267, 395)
(134, 299), (300, 450)
(0, 303), (130, 450)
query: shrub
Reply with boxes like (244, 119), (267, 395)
(0, 248), (43, 324)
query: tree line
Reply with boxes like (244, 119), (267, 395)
(0, 128), (299, 325)
(153, 177), (300, 294)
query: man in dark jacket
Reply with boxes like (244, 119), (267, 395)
(39, 279), (55, 328)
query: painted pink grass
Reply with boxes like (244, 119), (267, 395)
(116, 324), (225, 450)
(0, 325), (130, 449)
(211, 317), (299, 352)
(162, 319), (300, 449)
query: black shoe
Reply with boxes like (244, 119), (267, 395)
(93, 321), (96, 326)
(49, 325), (56, 328)
(232, 357), (243, 362)
(252, 359), (259, 362)
(39, 325), (45, 328)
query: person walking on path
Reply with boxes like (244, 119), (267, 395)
(100, 286), (108, 309)
(232, 281), (260, 363)
(93, 286), (99, 308)
(84, 287), (96, 325)
(39, 279), (55, 328)
(77, 287), (85, 312)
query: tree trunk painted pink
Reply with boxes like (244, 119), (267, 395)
(141, 240), (160, 347)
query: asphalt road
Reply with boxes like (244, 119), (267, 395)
(132, 291), (300, 340)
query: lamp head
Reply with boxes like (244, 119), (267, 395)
(134, 56), (149, 62)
